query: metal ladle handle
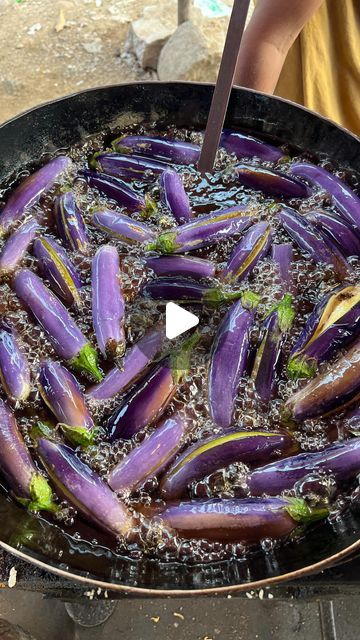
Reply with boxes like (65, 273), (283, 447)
(198, 0), (251, 174)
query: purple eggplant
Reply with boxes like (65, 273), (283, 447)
(92, 209), (156, 246)
(147, 206), (254, 254)
(54, 192), (90, 255)
(278, 206), (351, 279)
(235, 164), (312, 199)
(37, 438), (133, 536)
(220, 130), (284, 162)
(0, 156), (71, 235)
(248, 438), (360, 496)
(306, 210), (360, 258)
(141, 277), (259, 307)
(145, 255), (215, 280)
(0, 320), (31, 402)
(107, 331), (199, 441)
(221, 222), (273, 282)
(271, 243), (293, 292)
(90, 152), (169, 179)
(13, 269), (102, 381)
(86, 325), (165, 401)
(34, 237), (82, 309)
(159, 169), (192, 224)
(0, 399), (56, 511)
(252, 294), (295, 403)
(92, 245), (125, 359)
(158, 497), (328, 543)
(0, 218), (39, 275)
(289, 162), (360, 229)
(112, 134), (200, 165)
(108, 413), (187, 494)
(288, 285), (360, 379)
(38, 360), (96, 447)
(82, 170), (156, 216)
(208, 300), (255, 428)
(160, 430), (296, 499)
(285, 338), (360, 421)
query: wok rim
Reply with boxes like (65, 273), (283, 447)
(2, 537), (360, 595)
(1, 80), (359, 145)
(1, 81), (360, 595)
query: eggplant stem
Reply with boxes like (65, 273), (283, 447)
(284, 497), (328, 524)
(58, 423), (99, 448)
(171, 330), (201, 383)
(70, 344), (103, 381)
(287, 356), (317, 380)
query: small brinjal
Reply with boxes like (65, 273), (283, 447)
(0, 399), (56, 512)
(0, 156), (71, 235)
(108, 413), (188, 494)
(248, 438), (360, 496)
(157, 497), (328, 543)
(285, 338), (360, 421)
(13, 269), (102, 381)
(289, 162), (360, 230)
(160, 429), (296, 499)
(38, 360), (96, 448)
(111, 134), (201, 165)
(37, 438), (133, 536)
(278, 206), (351, 280)
(0, 320), (31, 402)
(107, 331), (200, 441)
(86, 325), (165, 401)
(91, 245), (125, 359)
(252, 294), (295, 403)
(221, 222), (273, 282)
(235, 164), (312, 198)
(147, 206), (254, 254)
(288, 285), (360, 379)
(159, 169), (192, 224)
(208, 300), (256, 428)
(220, 130), (285, 162)
(54, 191), (90, 255)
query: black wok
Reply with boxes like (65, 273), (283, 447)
(0, 82), (360, 595)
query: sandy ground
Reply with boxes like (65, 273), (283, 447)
(0, 0), (153, 124)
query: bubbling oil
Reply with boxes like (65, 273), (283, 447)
(0, 123), (358, 565)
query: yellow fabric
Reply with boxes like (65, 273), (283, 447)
(275, 0), (360, 137)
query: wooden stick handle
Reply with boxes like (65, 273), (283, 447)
(197, 0), (251, 174)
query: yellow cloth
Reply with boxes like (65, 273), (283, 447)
(275, 0), (360, 137)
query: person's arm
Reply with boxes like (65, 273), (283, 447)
(234, 0), (325, 93)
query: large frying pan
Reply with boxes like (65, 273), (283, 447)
(1, 82), (360, 596)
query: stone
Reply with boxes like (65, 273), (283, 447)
(125, 1), (177, 71)
(157, 15), (228, 83)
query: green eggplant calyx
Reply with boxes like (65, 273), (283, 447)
(70, 344), (103, 382)
(88, 152), (101, 171)
(267, 293), (295, 332)
(241, 290), (261, 310)
(285, 497), (329, 524)
(58, 424), (99, 448)
(171, 330), (201, 383)
(147, 232), (178, 254)
(141, 194), (158, 220)
(203, 287), (228, 306)
(287, 355), (317, 380)
(30, 421), (56, 442)
(21, 474), (58, 513)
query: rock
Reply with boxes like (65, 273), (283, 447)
(157, 17), (227, 82)
(125, 1), (177, 70)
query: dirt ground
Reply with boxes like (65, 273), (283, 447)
(0, 0), (154, 124)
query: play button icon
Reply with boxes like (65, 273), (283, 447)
(166, 302), (199, 340)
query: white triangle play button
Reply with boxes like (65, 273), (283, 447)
(166, 302), (199, 340)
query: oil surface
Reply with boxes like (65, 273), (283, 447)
(0, 123), (360, 565)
